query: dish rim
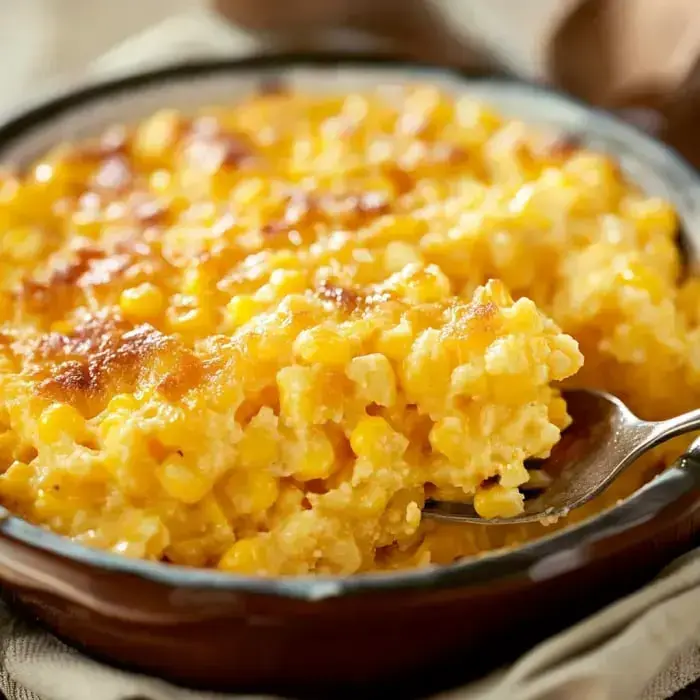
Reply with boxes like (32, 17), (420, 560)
(1, 52), (699, 601)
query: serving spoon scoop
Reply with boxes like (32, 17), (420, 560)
(423, 388), (700, 525)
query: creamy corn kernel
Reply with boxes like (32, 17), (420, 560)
(294, 325), (355, 366)
(133, 109), (182, 164)
(0, 86), (692, 575)
(224, 468), (279, 514)
(346, 353), (397, 407)
(350, 416), (408, 461)
(219, 538), (265, 574)
(156, 454), (210, 504)
(119, 283), (165, 321)
(38, 403), (86, 443)
(474, 484), (525, 519)
(226, 295), (261, 327)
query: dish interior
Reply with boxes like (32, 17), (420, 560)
(0, 62), (699, 579)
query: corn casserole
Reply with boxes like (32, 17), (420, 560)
(0, 86), (696, 575)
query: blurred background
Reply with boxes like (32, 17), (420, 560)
(0, 0), (699, 164)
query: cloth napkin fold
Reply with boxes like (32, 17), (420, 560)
(1, 5), (700, 699)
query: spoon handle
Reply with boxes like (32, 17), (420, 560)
(649, 407), (700, 444)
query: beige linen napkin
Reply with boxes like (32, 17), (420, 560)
(2, 4), (700, 699)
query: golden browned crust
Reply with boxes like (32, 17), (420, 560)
(15, 313), (200, 412)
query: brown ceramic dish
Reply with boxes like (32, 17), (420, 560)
(1, 55), (700, 696)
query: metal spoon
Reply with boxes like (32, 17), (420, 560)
(423, 388), (700, 525)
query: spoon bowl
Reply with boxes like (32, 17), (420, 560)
(424, 388), (700, 524)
